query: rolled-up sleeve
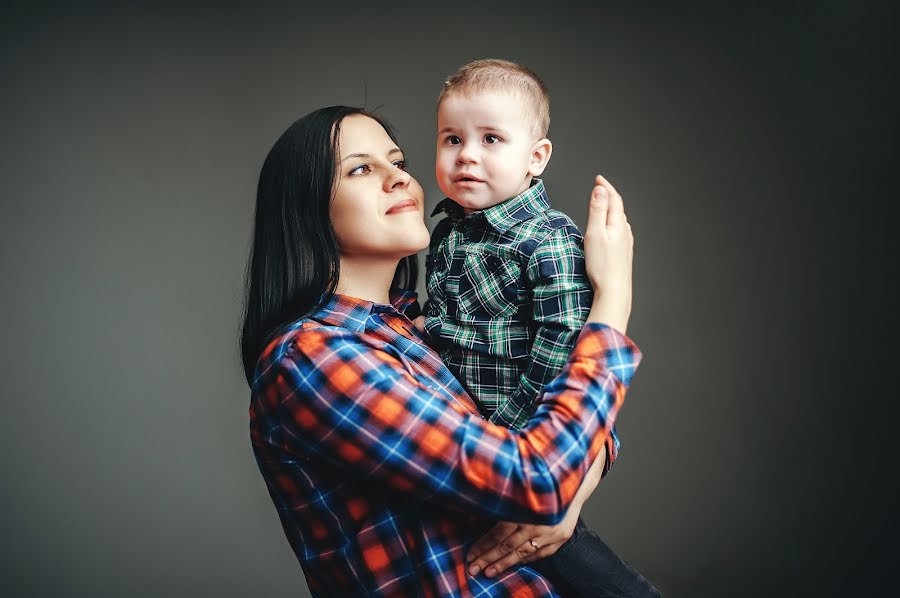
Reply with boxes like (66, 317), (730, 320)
(255, 322), (640, 526)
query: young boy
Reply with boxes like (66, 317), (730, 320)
(422, 59), (660, 597)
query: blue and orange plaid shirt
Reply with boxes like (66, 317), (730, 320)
(249, 290), (641, 597)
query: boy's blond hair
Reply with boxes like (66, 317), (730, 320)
(438, 59), (550, 139)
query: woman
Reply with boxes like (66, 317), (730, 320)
(241, 106), (636, 597)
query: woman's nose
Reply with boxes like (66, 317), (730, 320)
(385, 164), (411, 190)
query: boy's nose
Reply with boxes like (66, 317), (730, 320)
(456, 143), (479, 164)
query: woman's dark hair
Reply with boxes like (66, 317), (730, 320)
(240, 106), (418, 385)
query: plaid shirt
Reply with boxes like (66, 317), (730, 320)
(424, 180), (619, 473)
(249, 290), (641, 597)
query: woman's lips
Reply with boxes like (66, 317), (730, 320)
(385, 199), (419, 215)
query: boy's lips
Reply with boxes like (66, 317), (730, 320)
(453, 173), (484, 183)
(385, 198), (419, 215)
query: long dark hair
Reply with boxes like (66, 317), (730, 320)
(240, 106), (418, 385)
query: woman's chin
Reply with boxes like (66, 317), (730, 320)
(402, 225), (431, 254)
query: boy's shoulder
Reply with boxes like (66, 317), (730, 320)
(527, 206), (583, 234)
(505, 203), (585, 250)
(502, 180), (583, 241)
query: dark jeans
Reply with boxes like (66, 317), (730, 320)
(530, 516), (662, 598)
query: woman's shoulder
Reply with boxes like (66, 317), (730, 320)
(252, 319), (366, 387)
(266, 319), (365, 361)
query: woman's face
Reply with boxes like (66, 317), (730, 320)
(330, 115), (430, 260)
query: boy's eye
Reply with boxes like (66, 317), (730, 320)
(483, 134), (500, 144)
(445, 135), (461, 145)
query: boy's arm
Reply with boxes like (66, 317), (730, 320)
(489, 224), (621, 476)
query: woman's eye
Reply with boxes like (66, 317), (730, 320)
(484, 134), (500, 144)
(393, 159), (408, 170)
(349, 164), (371, 175)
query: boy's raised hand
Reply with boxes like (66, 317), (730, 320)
(584, 174), (633, 334)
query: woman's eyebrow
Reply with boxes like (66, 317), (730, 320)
(340, 148), (403, 164)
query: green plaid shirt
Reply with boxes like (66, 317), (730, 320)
(424, 179), (619, 466)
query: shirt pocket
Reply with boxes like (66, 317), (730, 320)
(456, 252), (521, 319)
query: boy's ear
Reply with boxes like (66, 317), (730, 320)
(528, 138), (552, 176)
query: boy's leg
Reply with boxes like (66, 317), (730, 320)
(530, 517), (662, 598)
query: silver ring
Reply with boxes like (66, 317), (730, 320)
(529, 539), (539, 549)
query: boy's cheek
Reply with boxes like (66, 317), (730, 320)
(434, 160), (451, 184)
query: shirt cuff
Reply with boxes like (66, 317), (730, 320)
(571, 323), (642, 388)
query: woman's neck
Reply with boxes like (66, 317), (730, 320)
(334, 256), (399, 305)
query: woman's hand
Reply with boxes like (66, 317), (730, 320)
(465, 449), (607, 578)
(466, 498), (582, 578)
(584, 174), (633, 334)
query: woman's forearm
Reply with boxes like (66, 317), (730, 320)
(570, 443), (607, 511)
(586, 289), (630, 335)
(261, 324), (639, 526)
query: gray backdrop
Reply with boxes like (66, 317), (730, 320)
(1, 1), (895, 597)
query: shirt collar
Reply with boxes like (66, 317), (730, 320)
(430, 178), (550, 234)
(313, 289), (419, 332)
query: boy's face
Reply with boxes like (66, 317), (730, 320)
(436, 90), (550, 214)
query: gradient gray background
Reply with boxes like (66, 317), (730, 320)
(1, 1), (895, 596)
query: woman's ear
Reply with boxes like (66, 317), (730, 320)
(528, 138), (552, 176)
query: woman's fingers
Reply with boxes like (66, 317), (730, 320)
(583, 173), (634, 333)
(468, 524), (532, 577)
(586, 173), (628, 242)
(521, 541), (565, 563)
(480, 537), (542, 577)
(467, 519), (579, 577)
(585, 183), (610, 245)
(596, 174), (625, 230)
(626, 221), (634, 256)
(467, 522), (517, 573)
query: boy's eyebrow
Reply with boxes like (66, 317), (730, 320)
(339, 148), (403, 164)
(438, 125), (510, 135)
